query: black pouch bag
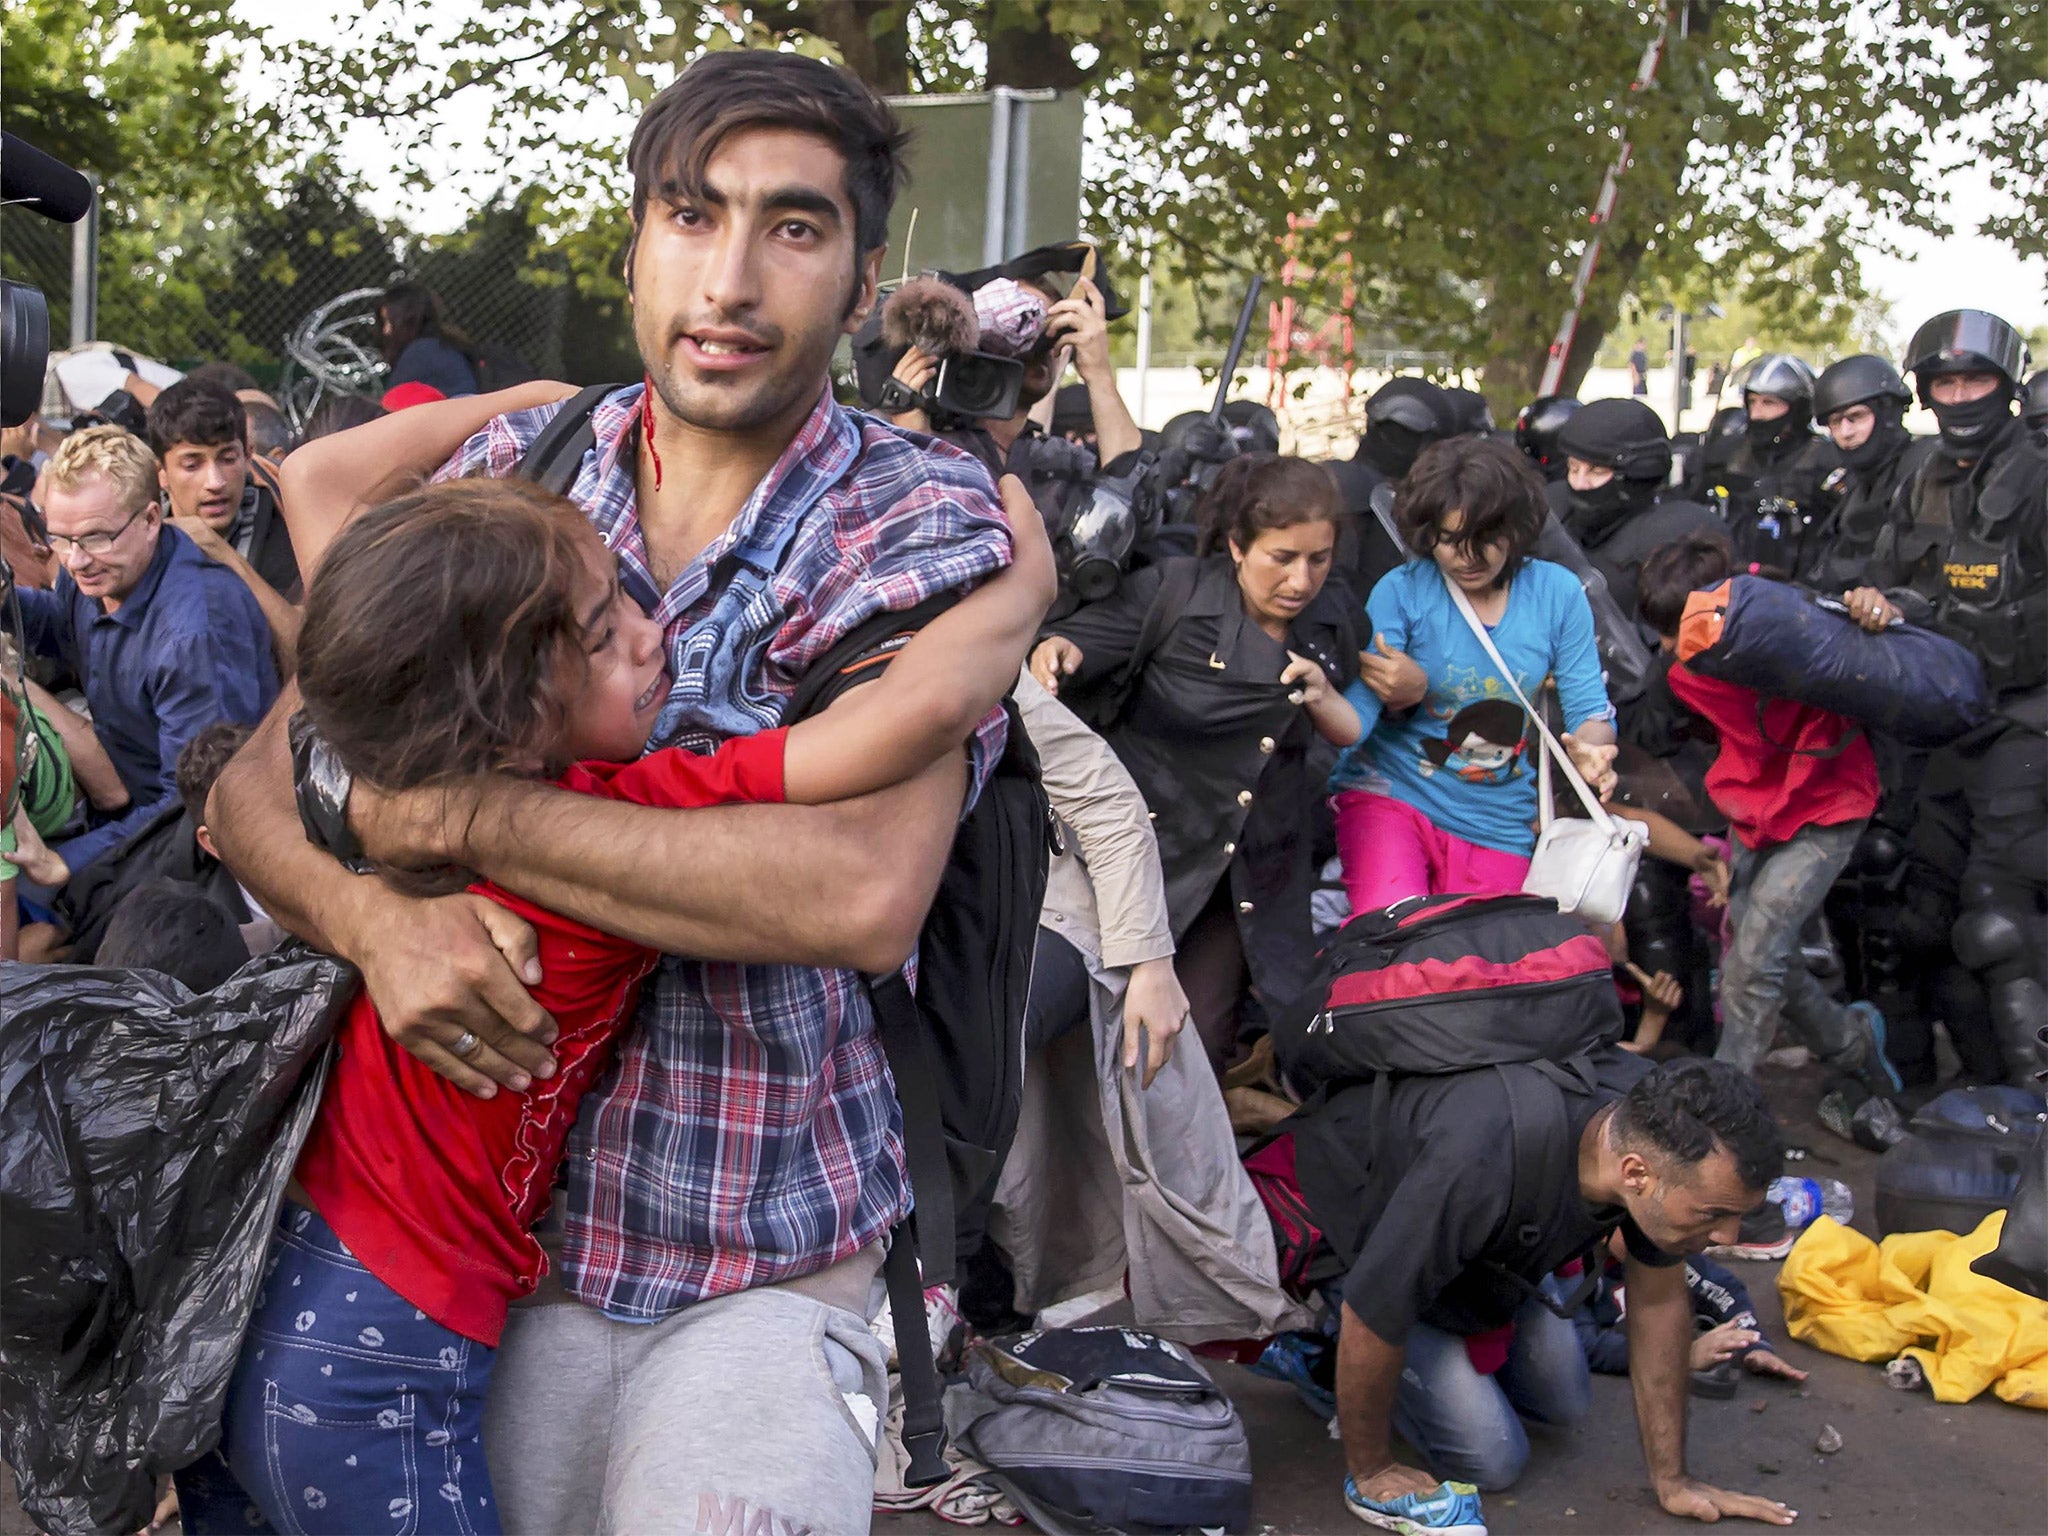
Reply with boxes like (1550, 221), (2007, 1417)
(0, 948), (354, 1535)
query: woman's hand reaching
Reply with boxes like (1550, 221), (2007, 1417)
(1285, 651), (1365, 748)
(1561, 731), (1619, 800)
(1280, 650), (1333, 710)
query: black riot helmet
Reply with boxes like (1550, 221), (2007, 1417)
(1738, 353), (1817, 411)
(1514, 395), (1582, 478)
(1363, 376), (1456, 435)
(1556, 397), (1673, 484)
(1221, 398), (1282, 455)
(1358, 376), (1456, 480)
(1904, 309), (2031, 400)
(1738, 353), (1817, 451)
(1813, 354), (1913, 424)
(1443, 387), (1495, 435)
(2026, 370), (2048, 431)
(1701, 404), (1748, 467)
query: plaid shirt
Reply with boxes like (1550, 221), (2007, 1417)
(436, 381), (1012, 1318)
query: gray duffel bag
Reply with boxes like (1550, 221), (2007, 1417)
(945, 1325), (1252, 1534)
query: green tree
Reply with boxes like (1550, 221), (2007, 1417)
(2, 0), (283, 365)
(271, 1), (2045, 415)
(222, 165), (400, 375)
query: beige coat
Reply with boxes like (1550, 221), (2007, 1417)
(993, 673), (1312, 1341)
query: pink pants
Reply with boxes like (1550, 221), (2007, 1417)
(1332, 790), (1532, 916)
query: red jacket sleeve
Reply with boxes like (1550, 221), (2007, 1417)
(559, 727), (788, 810)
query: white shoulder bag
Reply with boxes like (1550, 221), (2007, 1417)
(1445, 580), (1645, 925)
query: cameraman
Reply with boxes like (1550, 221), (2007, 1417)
(887, 273), (1143, 475)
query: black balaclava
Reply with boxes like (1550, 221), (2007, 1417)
(1362, 421), (1429, 480)
(1930, 380), (2018, 458)
(1743, 395), (1811, 460)
(1564, 476), (1656, 547)
(1841, 404), (1912, 475)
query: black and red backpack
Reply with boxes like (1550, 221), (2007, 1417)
(1264, 892), (1627, 1309)
(1272, 891), (1622, 1090)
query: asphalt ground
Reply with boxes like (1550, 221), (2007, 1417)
(6, 1060), (2041, 1536)
(880, 1059), (2048, 1536)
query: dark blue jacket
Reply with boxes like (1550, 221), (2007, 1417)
(1573, 1253), (1769, 1375)
(19, 526), (278, 872)
(389, 335), (478, 398)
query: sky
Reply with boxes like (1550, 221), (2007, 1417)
(233, 0), (2048, 357)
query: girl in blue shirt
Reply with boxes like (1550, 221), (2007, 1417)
(1330, 436), (1618, 915)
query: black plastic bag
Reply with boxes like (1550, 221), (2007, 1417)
(0, 945), (355, 1535)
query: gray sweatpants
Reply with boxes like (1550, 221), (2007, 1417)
(482, 1233), (888, 1536)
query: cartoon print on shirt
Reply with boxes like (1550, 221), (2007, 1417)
(1419, 697), (1529, 785)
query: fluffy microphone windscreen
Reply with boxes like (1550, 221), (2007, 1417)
(881, 276), (980, 357)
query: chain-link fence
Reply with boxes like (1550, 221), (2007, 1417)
(1, 208), (78, 356)
(44, 172), (640, 431)
(208, 184), (585, 431)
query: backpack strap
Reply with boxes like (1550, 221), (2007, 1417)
(884, 1221), (952, 1488)
(873, 968), (959, 1490)
(780, 592), (971, 1284)
(1751, 695), (1864, 759)
(780, 588), (998, 1492)
(872, 970), (959, 1286)
(785, 592), (960, 723)
(246, 455), (285, 502)
(1486, 1061), (1607, 1321)
(513, 383), (626, 495)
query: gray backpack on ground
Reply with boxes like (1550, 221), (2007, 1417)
(944, 1325), (1252, 1534)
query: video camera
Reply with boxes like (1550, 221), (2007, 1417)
(852, 241), (1126, 430)
(2, 133), (95, 431)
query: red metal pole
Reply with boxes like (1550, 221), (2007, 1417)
(1536, 9), (1673, 397)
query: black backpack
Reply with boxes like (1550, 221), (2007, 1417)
(516, 386), (1053, 1485)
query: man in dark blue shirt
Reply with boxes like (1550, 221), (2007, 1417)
(17, 426), (277, 874)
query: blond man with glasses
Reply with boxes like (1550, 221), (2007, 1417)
(14, 426), (277, 876)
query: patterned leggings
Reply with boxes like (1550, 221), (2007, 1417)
(175, 1202), (501, 1536)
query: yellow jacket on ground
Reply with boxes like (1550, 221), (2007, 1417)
(1780, 1213), (2048, 1408)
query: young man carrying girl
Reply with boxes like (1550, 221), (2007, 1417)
(204, 49), (1032, 1536)
(176, 473), (1052, 1533)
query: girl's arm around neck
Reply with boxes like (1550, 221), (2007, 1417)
(782, 474), (1055, 805)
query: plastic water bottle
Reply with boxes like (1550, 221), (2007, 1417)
(1769, 1176), (1854, 1229)
(1818, 1178), (1855, 1226)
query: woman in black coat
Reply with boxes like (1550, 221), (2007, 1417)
(1030, 454), (1362, 1073)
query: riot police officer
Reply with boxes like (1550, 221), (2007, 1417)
(2025, 369), (2048, 441)
(1553, 398), (1722, 631)
(1327, 377), (1459, 600)
(1443, 387), (1495, 437)
(1706, 354), (1841, 575)
(1802, 356), (1939, 1073)
(1514, 395), (1582, 482)
(1689, 404), (1749, 501)
(1862, 310), (2046, 1083)
(1806, 355), (1934, 594)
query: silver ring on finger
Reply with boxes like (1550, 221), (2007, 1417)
(451, 1028), (481, 1059)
